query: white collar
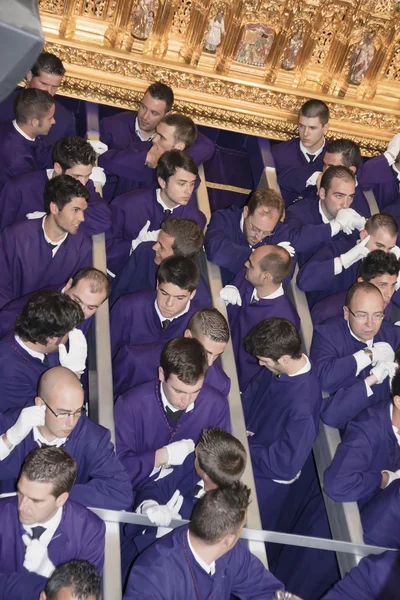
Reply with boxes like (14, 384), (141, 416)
(46, 169), (54, 180)
(288, 354), (311, 377)
(160, 380), (195, 414)
(318, 200), (331, 224)
(156, 188), (178, 213)
(251, 284), (284, 302)
(389, 404), (400, 444)
(22, 506), (63, 548)
(347, 321), (374, 347)
(240, 212), (252, 248)
(42, 216), (68, 257)
(135, 117), (156, 142)
(187, 531), (216, 576)
(33, 426), (67, 447)
(392, 163), (400, 180)
(299, 139), (325, 162)
(154, 298), (191, 325)
(14, 335), (45, 362)
(12, 120), (35, 142)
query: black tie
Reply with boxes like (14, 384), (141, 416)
(165, 406), (184, 422)
(31, 526), (46, 540)
(250, 297), (258, 305)
(306, 153), (315, 163)
(164, 209), (172, 217)
(162, 319), (171, 330)
(42, 354), (50, 367)
(191, 484), (203, 497)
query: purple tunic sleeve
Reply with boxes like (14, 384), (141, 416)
(310, 326), (359, 393)
(204, 209), (251, 274)
(362, 480), (400, 548)
(98, 141), (155, 187)
(79, 179), (112, 236)
(297, 242), (340, 292)
(321, 380), (374, 430)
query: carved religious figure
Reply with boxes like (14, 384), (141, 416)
(348, 31), (376, 85)
(204, 11), (225, 53)
(235, 23), (275, 67)
(131, 0), (157, 40)
(281, 30), (304, 70)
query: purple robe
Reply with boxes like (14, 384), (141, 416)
(0, 497), (105, 584)
(311, 290), (393, 326)
(323, 401), (399, 509)
(322, 550), (400, 600)
(109, 241), (211, 307)
(310, 317), (400, 429)
(114, 378), (230, 490)
(303, 184), (370, 219)
(271, 137), (325, 172)
(359, 154), (400, 211)
(0, 218), (92, 309)
(0, 409), (133, 510)
(228, 269), (300, 391)
(0, 170), (111, 235)
(100, 110), (141, 150)
(362, 479), (400, 549)
(113, 341), (230, 398)
(0, 332), (60, 413)
(0, 122), (53, 190)
(0, 572), (45, 600)
(276, 162), (323, 207)
(110, 290), (203, 359)
(106, 187), (206, 274)
(124, 524), (284, 600)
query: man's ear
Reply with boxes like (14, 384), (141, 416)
(318, 186), (326, 201)
(39, 592), (47, 600)
(35, 396), (44, 408)
(26, 70), (33, 84)
(55, 491), (69, 509)
(174, 141), (185, 151)
(243, 206), (249, 219)
(64, 278), (73, 292)
(343, 305), (350, 321)
(359, 229), (368, 241)
(184, 329), (192, 339)
(49, 201), (59, 216)
(53, 162), (63, 176)
(189, 289), (197, 301)
(349, 165), (357, 174)
(393, 395), (400, 411)
(158, 366), (165, 382)
(158, 176), (167, 190)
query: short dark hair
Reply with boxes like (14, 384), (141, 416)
(258, 246), (292, 284)
(365, 213), (399, 239)
(44, 175), (89, 214)
(30, 52), (66, 77)
(245, 318), (302, 361)
(52, 137), (97, 171)
(160, 337), (208, 384)
(157, 255), (199, 292)
(146, 81), (174, 113)
(345, 281), (382, 309)
(189, 483), (251, 544)
(300, 99), (330, 125)
(14, 291), (84, 345)
(71, 268), (111, 299)
(196, 428), (246, 486)
(357, 249), (400, 281)
(247, 189), (285, 221)
(161, 113), (197, 149)
(320, 165), (356, 193)
(188, 308), (230, 343)
(156, 149), (198, 182)
(21, 447), (77, 498)
(391, 367), (400, 400)
(161, 218), (204, 258)
(14, 88), (54, 124)
(44, 560), (102, 600)
(325, 139), (362, 170)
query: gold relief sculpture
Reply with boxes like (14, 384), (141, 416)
(204, 10), (226, 53)
(235, 23), (275, 66)
(130, 0), (157, 40)
(348, 31), (377, 85)
(38, 0), (65, 14)
(171, 0), (193, 36)
(281, 30), (304, 71)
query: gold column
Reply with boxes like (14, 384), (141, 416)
(214, 0), (244, 74)
(179, 0), (213, 65)
(144, 0), (180, 57)
(104, 0), (136, 48)
(59, 0), (77, 38)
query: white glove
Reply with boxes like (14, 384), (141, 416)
(26, 211), (46, 220)
(131, 220), (160, 253)
(391, 245), (400, 261)
(219, 285), (242, 306)
(164, 439), (195, 466)
(277, 241), (295, 257)
(384, 134), (400, 165)
(88, 140), (108, 156)
(6, 405), (46, 447)
(370, 361), (394, 384)
(156, 525), (173, 538)
(22, 535), (55, 578)
(382, 469), (400, 487)
(371, 342), (395, 366)
(340, 235), (370, 269)
(89, 166), (106, 186)
(335, 208), (366, 234)
(144, 490), (184, 527)
(58, 328), (87, 375)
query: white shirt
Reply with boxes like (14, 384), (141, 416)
(154, 299), (191, 326)
(390, 403), (400, 444)
(392, 163), (400, 185)
(288, 354), (311, 377)
(318, 200), (341, 236)
(187, 531), (216, 576)
(135, 117), (156, 142)
(250, 284), (284, 303)
(156, 188), (178, 213)
(12, 120), (35, 142)
(14, 335), (45, 362)
(348, 322), (374, 397)
(299, 140), (325, 163)
(239, 213), (252, 248)
(33, 427), (67, 448)
(46, 169), (54, 180)
(42, 216), (68, 258)
(22, 506), (63, 548)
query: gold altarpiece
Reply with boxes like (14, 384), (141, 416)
(38, 0), (400, 155)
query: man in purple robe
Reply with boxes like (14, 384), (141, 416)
(0, 89), (55, 191)
(298, 213), (399, 307)
(311, 282), (400, 429)
(106, 150), (206, 274)
(109, 218), (209, 307)
(0, 367), (132, 510)
(0, 136), (111, 235)
(114, 337), (230, 491)
(0, 52), (76, 146)
(221, 245), (300, 391)
(113, 307), (231, 397)
(311, 250), (400, 326)
(0, 446), (105, 594)
(0, 175), (92, 309)
(124, 483), (285, 599)
(358, 133), (400, 211)
(0, 291), (85, 413)
(110, 255), (204, 359)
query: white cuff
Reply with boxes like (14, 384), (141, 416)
(365, 381), (374, 397)
(137, 500), (159, 514)
(354, 349), (372, 376)
(334, 257), (343, 275)
(382, 470), (397, 487)
(0, 436), (12, 460)
(305, 171), (321, 187)
(384, 151), (395, 166)
(330, 221), (341, 236)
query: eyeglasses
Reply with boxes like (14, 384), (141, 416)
(247, 220), (275, 238)
(41, 399), (86, 420)
(347, 307), (385, 322)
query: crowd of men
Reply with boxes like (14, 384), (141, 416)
(0, 50), (400, 600)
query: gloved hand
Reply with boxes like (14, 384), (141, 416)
(277, 241), (295, 257)
(219, 285), (242, 306)
(89, 166), (106, 186)
(370, 361), (396, 384)
(335, 208), (366, 234)
(26, 211), (46, 220)
(22, 535), (55, 578)
(88, 140), (108, 156)
(371, 342), (395, 366)
(143, 490), (184, 527)
(340, 235), (370, 269)
(384, 133), (400, 164)
(164, 439), (195, 465)
(131, 220), (160, 253)
(382, 468), (400, 488)
(391, 245), (400, 261)
(6, 405), (46, 447)
(58, 328), (87, 375)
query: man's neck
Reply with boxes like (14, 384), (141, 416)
(255, 280), (280, 298)
(319, 201), (333, 222)
(283, 354), (307, 376)
(16, 121), (36, 141)
(188, 532), (221, 565)
(37, 425), (58, 443)
(43, 215), (66, 243)
(160, 188), (179, 209)
(23, 340), (49, 355)
(305, 139), (325, 154)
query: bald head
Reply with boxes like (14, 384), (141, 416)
(247, 245), (291, 287)
(39, 367), (83, 401)
(344, 282), (385, 342)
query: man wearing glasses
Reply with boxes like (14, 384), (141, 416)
(0, 366), (133, 511)
(311, 281), (400, 429)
